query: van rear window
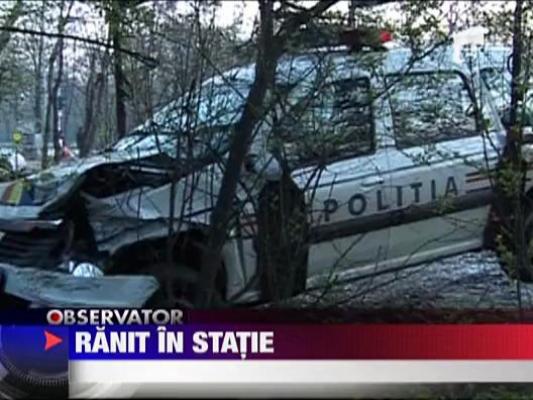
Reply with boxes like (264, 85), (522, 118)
(387, 72), (477, 148)
(273, 77), (374, 165)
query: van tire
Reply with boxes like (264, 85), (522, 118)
(150, 233), (227, 308)
(260, 252), (307, 302)
(113, 232), (226, 308)
(493, 201), (533, 282)
(256, 174), (309, 303)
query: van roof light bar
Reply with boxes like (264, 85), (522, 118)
(452, 26), (488, 63)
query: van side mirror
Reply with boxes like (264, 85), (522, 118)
(243, 151), (282, 181)
(244, 153), (257, 173)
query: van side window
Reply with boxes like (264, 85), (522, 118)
(273, 77), (374, 166)
(387, 72), (477, 148)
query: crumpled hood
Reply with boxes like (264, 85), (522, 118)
(0, 146), (163, 219)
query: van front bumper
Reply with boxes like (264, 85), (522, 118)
(0, 263), (159, 307)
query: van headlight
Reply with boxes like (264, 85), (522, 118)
(71, 262), (104, 278)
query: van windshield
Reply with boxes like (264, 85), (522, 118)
(112, 76), (251, 156)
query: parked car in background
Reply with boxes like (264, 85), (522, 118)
(0, 147), (26, 181)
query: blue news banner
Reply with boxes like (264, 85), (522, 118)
(0, 325), (69, 386)
(0, 324), (276, 371)
(70, 325), (275, 360)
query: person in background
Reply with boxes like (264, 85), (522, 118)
(58, 135), (76, 161)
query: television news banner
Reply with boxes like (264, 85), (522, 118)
(4, 308), (533, 384)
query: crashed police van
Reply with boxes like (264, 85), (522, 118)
(0, 32), (530, 307)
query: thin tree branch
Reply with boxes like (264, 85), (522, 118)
(0, 26), (158, 68)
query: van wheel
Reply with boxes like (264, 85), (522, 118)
(257, 176), (309, 303)
(519, 208), (533, 282)
(148, 261), (200, 308)
(260, 253), (307, 302)
(494, 203), (533, 282)
(146, 233), (226, 308)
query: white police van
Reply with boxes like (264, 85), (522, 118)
(221, 39), (533, 302)
(234, 42), (524, 300)
(0, 35), (529, 307)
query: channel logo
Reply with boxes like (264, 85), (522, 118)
(47, 309), (184, 325)
(47, 310), (63, 325)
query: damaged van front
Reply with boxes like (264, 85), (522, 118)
(0, 148), (170, 307)
(0, 64), (266, 308)
(0, 134), (231, 307)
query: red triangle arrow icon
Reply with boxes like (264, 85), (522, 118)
(44, 330), (63, 351)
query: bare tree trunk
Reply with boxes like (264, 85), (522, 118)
(492, 0), (530, 292)
(79, 57), (106, 157)
(114, 41), (127, 137)
(195, 0), (276, 307)
(194, 0), (343, 307)
(0, 0), (24, 104)
(52, 36), (65, 163)
(32, 3), (45, 138)
(348, 0), (356, 28)
(508, 0), (524, 137)
(79, 53), (97, 157)
(33, 36), (43, 134)
(0, 0), (23, 57)
(108, 1), (127, 138)
(78, 43), (111, 157)
(42, 42), (59, 169)
(41, 1), (71, 169)
(508, 0), (530, 290)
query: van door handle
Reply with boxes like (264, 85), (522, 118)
(361, 176), (384, 187)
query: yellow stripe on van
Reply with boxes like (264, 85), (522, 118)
(1, 181), (24, 205)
